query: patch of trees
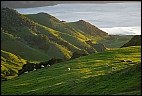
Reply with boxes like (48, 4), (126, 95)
(18, 58), (63, 76)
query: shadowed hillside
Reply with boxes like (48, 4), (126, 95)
(69, 20), (108, 37)
(121, 35), (141, 47)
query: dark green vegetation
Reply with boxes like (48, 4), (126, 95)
(121, 35), (141, 47)
(1, 46), (141, 95)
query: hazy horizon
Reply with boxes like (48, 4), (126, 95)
(15, 2), (141, 35)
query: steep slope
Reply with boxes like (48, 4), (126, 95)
(1, 8), (78, 61)
(121, 35), (141, 47)
(1, 46), (141, 95)
(69, 20), (108, 37)
(26, 13), (90, 41)
(26, 13), (107, 41)
(2, 8), (104, 62)
(1, 8), (102, 79)
(26, 13), (108, 53)
(1, 29), (50, 61)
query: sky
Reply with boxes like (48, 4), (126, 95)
(15, 2), (141, 35)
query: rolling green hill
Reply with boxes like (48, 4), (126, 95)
(1, 46), (141, 95)
(1, 8), (101, 62)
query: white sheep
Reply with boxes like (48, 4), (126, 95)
(47, 64), (50, 67)
(68, 68), (71, 71)
(41, 65), (44, 68)
(24, 71), (28, 73)
(33, 68), (36, 71)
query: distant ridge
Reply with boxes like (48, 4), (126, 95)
(1, 1), (134, 8)
(69, 20), (108, 37)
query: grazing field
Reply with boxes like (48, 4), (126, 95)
(1, 46), (141, 95)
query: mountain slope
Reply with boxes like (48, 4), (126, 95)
(26, 13), (91, 40)
(121, 35), (141, 47)
(1, 7), (106, 78)
(2, 8), (106, 62)
(69, 20), (108, 37)
(0, 8), (84, 61)
(26, 12), (109, 53)
(26, 13), (108, 42)
(1, 29), (50, 61)
(1, 46), (141, 95)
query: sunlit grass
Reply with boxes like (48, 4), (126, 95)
(1, 46), (141, 95)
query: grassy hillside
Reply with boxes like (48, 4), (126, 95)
(1, 8), (74, 61)
(1, 50), (26, 80)
(1, 29), (50, 62)
(1, 46), (141, 95)
(26, 13), (111, 53)
(121, 35), (141, 47)
(69, 20), (108, 37)
(26, 13), (91, 39)
(1, 8), (99, 62)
